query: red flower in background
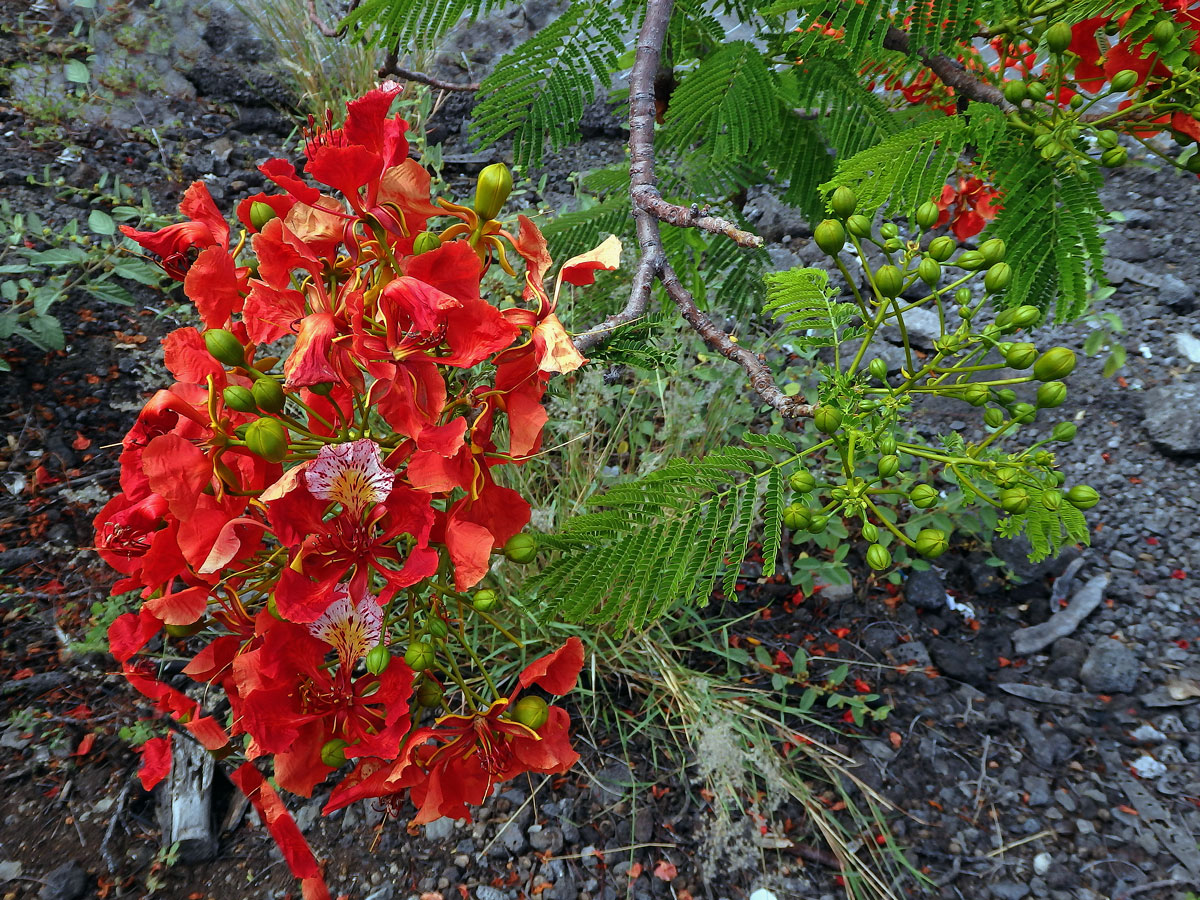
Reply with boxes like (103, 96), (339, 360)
(936, 176), (1002, 240)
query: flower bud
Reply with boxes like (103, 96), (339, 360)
(203, 328), (246, 367)
(862, 522), (878, 542)
(1011, 305), (1041, 328)
(814, 219), (846, 256)
(789, 470), (816, 493)
(928, 236), (956, 261)
(984, 407), (1005, 428)
(918, 257), (941, 286)
(847, 214), (872, 237)
(984, 262), (1012, 293)
(874, 265), (903, 298)
(831, 186), (857, 218)
(413, 231), (442, 255)
(866, 543), (891, 571)
(1036, 381), (1067, 408)
(512, 695), (549, 730)
(1041, 489), (1063, 511)
(807, 514), (829, 534)
(473, 163), (513, 221)
(1027, 80), (1048, 101)
(879, 435), (897, 455)
(404, 640), (437, 671)
(962, 384), (989, 406)
(503, 533), (538, 563)
(1066, 485), (1100, 509)
(365, 645), (390, 675)
(320, 739), (348, 768)
(1033, 347), (1077, 381)
(1000, 488), (1031, 514)
(782, 503), (812, 531)
(1002, 81), (1028, 104)
(979, 238), (1006, 265)
(868, 357), (888, 382)
(914, 528), (948, 558)
(880, 223), (899, 239)
(415, 680), (444, 708)
(245, 418), (289, 463)
(1051, 422), (1077, 442)
(223, 385), (258, 413)
(1005, 342), (1038, 369)
(249, 201), (278, 231)
(877, 454), (900, 478)
(426, 618), (449, 640)
(909, 484), (938, 508)
(252, 377), (286, 413)
(472, 589), (499, 611)
(915, 200), (940, 229)
(813, 406), (843, 434)
(1101, 146), (1128, 167)
(1011, 402), (1037, 424)
(956, 250), (985, 270)
(1046, 21), (1072, 54)
(1152, 19), (1175, 46)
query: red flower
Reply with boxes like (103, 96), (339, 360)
(936, 176), (1002, 240)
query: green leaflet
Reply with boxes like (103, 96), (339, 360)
(763, 267), (861, 347)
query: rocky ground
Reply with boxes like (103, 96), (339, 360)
(1, 2), (1199, 900)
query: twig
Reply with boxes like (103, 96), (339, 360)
(631, 186), (763, 248)
(380, 63), (480, 93)
(783, 843), (841, 869)
(583, 0), (815, 420)
(573, 253), (657, 354)
(882, 26), (1014, 113)
(305, 0), (360, 38)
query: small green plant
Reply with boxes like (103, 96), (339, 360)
(1080, 301), (1128, 378)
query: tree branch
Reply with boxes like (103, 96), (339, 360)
(883, 26), (1014, 113)
(575, 0), (814, 419)
(379, 63), (481, 93)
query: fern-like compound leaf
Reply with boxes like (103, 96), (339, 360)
(763, 267), (860, 347)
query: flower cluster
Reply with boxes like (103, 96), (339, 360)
(95, 86), (617, 898)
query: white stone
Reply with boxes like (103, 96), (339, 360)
(1130, 755), (1167, 779)
(1032, 852), (1052, 876)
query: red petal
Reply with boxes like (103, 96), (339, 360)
(518, 637), (584, 695)
(108, 609), (162, 662)
(184, 247), (245, 328)
(162, 327), (225, 384)
(230, 763), (328, 897)
(143, 584), (209, 626)
(260, 158), (322, 206)
(178, 181), (230, 249)
(137, 735), (173, 790)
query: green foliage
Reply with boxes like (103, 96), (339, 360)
(341, 0), (512, 51)
(529, 442), (787, 630)
(472, 1), (626, 168)
(762, 267), (862, 347)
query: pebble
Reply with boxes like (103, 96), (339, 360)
(1131, 755), (1168, 778)
(476, 888), (506, 900)
(990, 882), (1030, 900)
(38, 862), (87, 900)
(1130, 724), (1167, 743)
(1080, 640), (1140, 693)
(1033, 852), (1052, 876)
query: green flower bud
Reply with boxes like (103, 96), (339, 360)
(1051, 421), (1077, 442)
(789, 470), (817, 493)
(474, 163), (513, 221)
(963, 384), (990, 406)
(847, 214), (872, 238)
(1027, 80), (1048, 101)
(404, 640), (437, 671)
(915, 528), (949, 558)
(223, 385), (258, 413)
(1153, 19), (1175, 45)
(415, 680), (444, 708)
(413, 231), (443, 255)
(1187, 154), (1200, 174)
(814, 406), (843, 434)
(984, 407), (1006, 428)
(807, 514), (829, 534)
(309, 382), (335, 396)
(252, 377), (286, 413)
(1101, 146), (1128, 167)
(1036, 381), (1067, 408)
(979, 238), (1006, 265)
(782, 503), (812, 530)
(883, 237), (903, 253)
(994, 466), (1021, 488)
(426, 618), (449, 640)
(956, 250), (986, 270)
(928, 235), (956, 261)
(866, 543), (892, 571)
(915, 200), (940, 229)
(831, 186), (857, 218)
(880, 223), (899, 239)
(1011, 402), (1037, 424)
(877, 454), (900, 478)
(995, 388), (1018, 406)
(1005, 342), (1038, 369)
(203, 328), (246, 367)
(1097, 129), (1120, 149)
(512, 695), (549, 730)
(503, 533), (538, 563)
(250, 201), (278, 231)
(365, 645), (390, 675)
(1033, 347), (1077, 381)
(320, 739), (349, 768)
(245, 417), (288, 463)
(879, 435), (897, 455)
(472, 589), (499, 612)
(1000, 487), (1031, 514)
(1066, 484), (1100, 509)
(1003, 81), (1028, 104)
(910, 485), (939, 509)
(984, 262), (1013, 293)
(814, 219), (846, 255)
(868, 357), (888, 382)
(862, 522), (879, 542)
(1046, 21), (1073, 53)
(1042, 489), (1063, 510)
(1012, 305), (1041, 328)
(918, 257), (942, 286)
(874, 265), (904, 298)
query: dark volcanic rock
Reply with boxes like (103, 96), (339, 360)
(1079, 640), (1140, 694)
(1142, 382), (1200, 456)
